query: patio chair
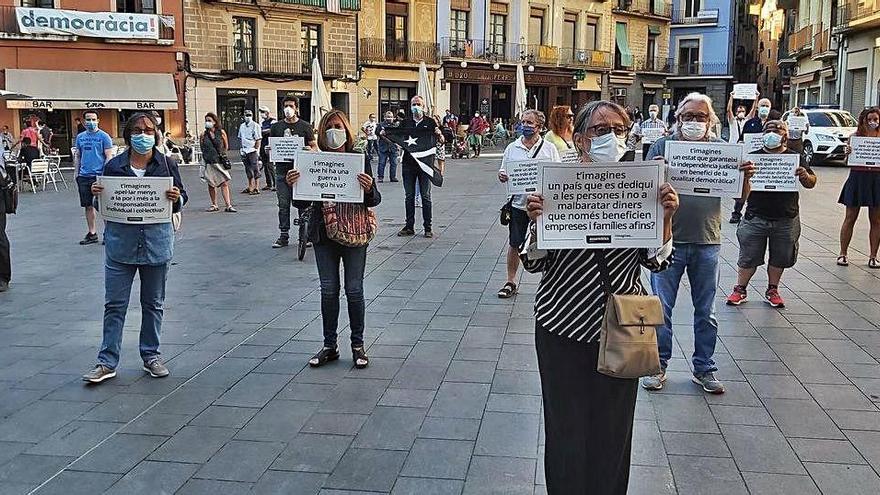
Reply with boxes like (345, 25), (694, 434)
(46, 154), (69, 190)
(25, 159), (52, 193)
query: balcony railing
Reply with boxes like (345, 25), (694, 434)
(360, 38), (438, 65)
(221, 46), (345, 77)
(672, 61), (729, 76)
(636, 57), (674, 73)
(558, 47), (612, 69)
(787, 24), (813, 56)
(520, 44), (561, 65)
(812, 28), (832, 55)
(613, 0), (672, 19)
(671, 8), (719, 25)
(440, 38), (531, 65)
(271, 0), (361, 9)
(0, 5), (174, 41)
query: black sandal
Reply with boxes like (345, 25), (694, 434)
(837, 255), (849, 266)
(352, 347), (369, 369)
(497, 282), (517, 299)
(309, 347), (339, 367)
(870, 258), (880, 269)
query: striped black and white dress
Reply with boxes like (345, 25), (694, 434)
(522, 237), (672, 342)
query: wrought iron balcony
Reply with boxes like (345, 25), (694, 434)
(636, 57), (674, 73)
(672, 61), (729, 76)
(558, 48), (612, 69)
(439, 38), (528, 65)
(613, 0), (672, 19)
(360, 38), (438, 65)
(221, 46), (345, 77)
(0, 5), (175, 41)
(270, 0), (361, 9)
(787, 24), (813, 57)
(833, 0), (879, 33)
(519, 44), (562, 65)
(671, 8), (719, 25)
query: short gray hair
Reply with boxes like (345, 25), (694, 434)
(674, 92), (719, 126)
(521, 109), (546, 127)
(573, 100), (630, 136)
(411, 95), (424, 104)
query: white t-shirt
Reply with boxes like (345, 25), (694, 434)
(728, 115), (746, 144)
(500, 136), (562, 210)
(132, 167), (147, 177)
(238, 121), (260, 154)
(362, 121), (378, 140)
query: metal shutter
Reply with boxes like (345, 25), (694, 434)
(849, 69), (867, 113)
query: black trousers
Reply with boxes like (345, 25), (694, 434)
(0, 193), (9, 283)
(535, 324), (638, 495)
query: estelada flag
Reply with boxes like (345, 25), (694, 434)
(383, 127), (444, 187)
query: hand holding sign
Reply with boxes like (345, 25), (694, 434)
(746, 153), (800, 191)
(292, 151), (365, 203)
(504, 160), (541, 195)
(848, 136), (880, 167)
(268, 136), (305, 162)
(97, 176), (173, 224)
(665, 141), (744, 197)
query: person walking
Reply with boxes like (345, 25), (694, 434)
(838, 106), (880, 268)
(269, 97), (317, 249)
(259, 106), (276, 191)
(731, 95), (772, 223)
(361, 113), (379, 168)
(376, 111), (398, 183)
(285, 109), (380, 369)
(238, 110), (262, 195)
(82, 112), (187, 383)
(727, 120), (817, 308)
(74, 110), (113, 245)
(523, 100), (678, 494)
(200, 113), (235, 213)
(639, 104), (669, 157)
(395, 95), (439, 238)
(468, 111), (487, 157)
(38, 121), (53, 154)
(498, 110), (560, 299)
(544, 105), (575, 156)
(641, 92), (756, 394)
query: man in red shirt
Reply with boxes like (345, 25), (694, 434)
(468, 112), (488, 157)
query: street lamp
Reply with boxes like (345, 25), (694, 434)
(528, 65), (535, 72)
(492, 62), (500, 70)
(460, 61), (468, 68)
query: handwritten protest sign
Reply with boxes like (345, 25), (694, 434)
(746, 153), (800, 191)
(98, 176), (173, 224)
(293, 151), (365, 203)
(787, 116), (809, 132)
(268, 136), (305, 162)
(665, 141), (743, 197)
(641, 127), (666, 144)
(848, 136), (880, 167)
(561, 149), (580, 163)
(742, 133), (764, 152)
(504, 159), (541, 195)
(537, 161), (664, 249)
(732, 83), (758, 100)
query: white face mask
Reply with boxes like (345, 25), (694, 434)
(649, 111), (658, 119)
(680, 121), (708, 141)
(283, 107), (296, 119)
(737, 111), (746, 119)
(763, 132), (783, 149)
(325, 128), (347, 150)
(587, 131), (628, 163)
(758, 106), (770, 119)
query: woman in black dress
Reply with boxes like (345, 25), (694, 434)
(838, 107), (880, 268)
(523, 100), (679, 494)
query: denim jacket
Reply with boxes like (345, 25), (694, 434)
(103, 149), (188, 266)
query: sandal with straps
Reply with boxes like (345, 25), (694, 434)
(837, 255), (849, 266)
(497, 282), (517, 299)
(308, 346), (339, 367)
(869, 258), (880, 269)
(352, 346), (369, 369)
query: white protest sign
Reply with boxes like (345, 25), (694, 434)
(848, 136), (880, 167)
(561, 149), (580, 163)
(537, 161), (664, 249)
(641, 127), (666, 144)
(742, 133), (764, 152)
(98, 176), (173, 224)
(293, 151), (365, 203)
(268, 136), (305, 162)
(746, 153), (800, 192)
(787, 116), (809, 132)
(665, 141), (744, 197)
(504, 159), (541, 195)
(732, 83), (758, 100)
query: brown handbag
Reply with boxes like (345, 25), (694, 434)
(595, 251), (663, 379)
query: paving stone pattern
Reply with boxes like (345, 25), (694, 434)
(1, 157), (879, 494)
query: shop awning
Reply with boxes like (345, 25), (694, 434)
(615, 23), (633, 68)
(790, 70), (817, 85)
(4, 69), (177, 110)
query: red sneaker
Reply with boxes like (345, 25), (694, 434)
(765, 287), (785, 308)
(726, 285), (748, 305)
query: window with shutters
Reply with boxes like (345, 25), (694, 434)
(585, 17), (598, 50)
(116, 0), (156, 14)
(562, 12), (577, 49)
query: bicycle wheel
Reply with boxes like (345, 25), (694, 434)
(297, 207), (311, 261)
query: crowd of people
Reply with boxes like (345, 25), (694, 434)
(2, 87), (880, 494)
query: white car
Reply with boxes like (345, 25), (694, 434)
(782, 108), (857, 165)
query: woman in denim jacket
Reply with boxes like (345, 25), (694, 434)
(83, 112), (187, 384)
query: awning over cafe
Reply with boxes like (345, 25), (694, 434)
(4, 69), (178, 110)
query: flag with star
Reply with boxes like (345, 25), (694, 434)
(383, 126), (444, 187)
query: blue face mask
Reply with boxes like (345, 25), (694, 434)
(763, 132), (783, 149)
(411, 105), (423, 116)
(519, 124), (536, 137)
(85, 121), (98, 132)
(130, 133), (155, 155)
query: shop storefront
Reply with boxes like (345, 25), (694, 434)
(216, 88), (258, 150)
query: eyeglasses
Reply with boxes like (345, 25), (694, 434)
(680, 112), (710, 123)
(130, 127), (156, 136)
(566, 114), (575, 119)
(587, 124), (628, 137)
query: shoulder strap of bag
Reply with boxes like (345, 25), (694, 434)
(531, 138), (545, 159)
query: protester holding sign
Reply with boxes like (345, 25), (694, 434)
(639, 104), (669, 157)
(838, 107), (880, 268)
(727, 120), (816, 309)
(521, 100), (678, 494)
(642, 92), (756, 395)
(82, 112), (187, 384)
(286, 109), (380, 370)
(731, 95), (773, 223)
(786, 107), (809, 153)
(726, 91), (757, 145)
(497, 109), (560, 299)
(270, 96), (317, 249)
(200, 113), (235, 213)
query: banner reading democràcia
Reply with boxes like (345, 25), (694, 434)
(293, 151), (365, 203)
(98, 176), (173, 224)
(537, 161), (664, 249)
(848, 136), (880, 168)
(745, 153), (800, 192)
(16, 7), (159, 40)
(665, 141), (744, 197)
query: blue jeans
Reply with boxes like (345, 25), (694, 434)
(97, 258), (169, 369)
(314, 241), (367, 348)
(650, 243), (720, 373)
(276, 172), (296, 237)
(365, 140), (377, 168)
(377, 147), (397, 180)
(403, 166), (432, 230)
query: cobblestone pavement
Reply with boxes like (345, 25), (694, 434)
(1, 154), (879, 495)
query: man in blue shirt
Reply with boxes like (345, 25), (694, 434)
(75, 110), (113, 245)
